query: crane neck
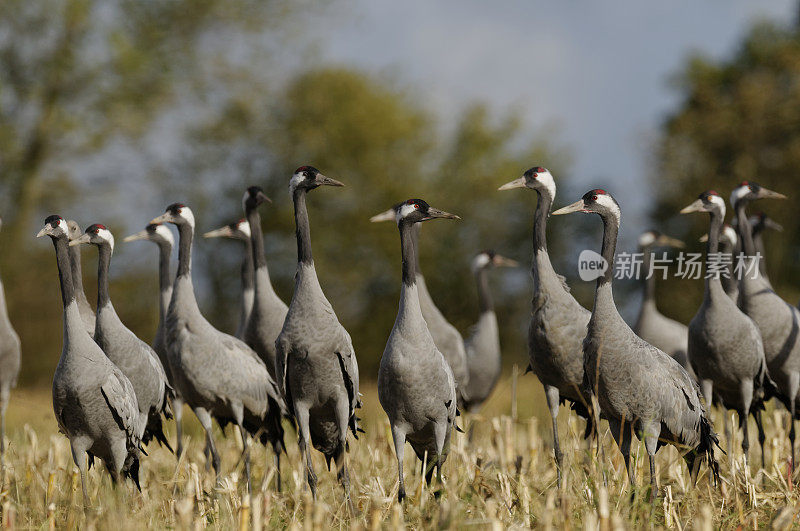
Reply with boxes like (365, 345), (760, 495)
(704, 209), (724, 296)
(52, 235), (76, 308)
(293, 189), (314, 265)
(475, 266), (494, 313)
(96, 242), (113, 309)
(533, 189), (553, 254)
(246, 205), (269, 271)
(241, 237), (254, 294)
(176, 222), (193, 278)
(597, 212), (618, 287)
(68, 242), (85, 293)
(735, 201), (756, 256)
(411, 223), (423, 277)
(157, 240), (172, 322)
(399, 220), (417, 286)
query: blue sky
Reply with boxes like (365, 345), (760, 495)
(312, 0), (796, 238)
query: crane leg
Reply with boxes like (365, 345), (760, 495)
(544, 385), (563, 486)
(739, 379), (753, 471)
(334, 397), (354, 515)
(390, 425), (407, 503)
(643, 423), (660, 502)
(608, 418), (634, 489)
(173, 396), (185, 461)
(194, 407), (220, 477)
(240, 427), (252, 495)
(753, 409), (766, 471)
(274, 452), (282, 493)
(70, 442), (90, 509)
(432, 418), (449, 497)
(294, 405), (317, 498)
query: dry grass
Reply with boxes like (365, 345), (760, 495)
(0, 369), (798, 529)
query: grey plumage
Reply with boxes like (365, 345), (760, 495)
(123, 223), (190, 459)
(498, 167), (592, 484)
(241, 187), (289, 384)
(378, 198), (459, 503)
(72, 225), (173, 451)
(370, 210), (470, 403)
(38, 216), (142, 507)
(462, 250), (517, 412)
(275, 167), (360, 506)
(202, 219), (254, 339)
(681, 192), (773, 467)
(150, 203), (285, 493)
(632, 230), (692, 375)
(730, 182), (800, 473)
(0, 219), (19, 460)
(553, 190), (719, 497)
(67, 220), (96, 335)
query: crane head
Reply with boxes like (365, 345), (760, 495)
(729, 181), (786, 208)
(243, 186), (272, 211)
(552, 189), (620, 223)
(122, 223), (174, 247)
(150, 203), (195, 228)
(290, 166), (344, 194)
(498, 166), (556, 200)
(36, 215), (69, 239)
(70, 224), (115, 251)
(203, 219), (250, 241)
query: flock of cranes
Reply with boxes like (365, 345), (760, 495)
(0, 164), (791, 509)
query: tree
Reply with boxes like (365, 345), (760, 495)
(653, 19), (800, 322)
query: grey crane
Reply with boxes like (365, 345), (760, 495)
(378, 199), (459, 503)
(241, 186), (289, 384)
(275, 166), (360, 506)
(71, 224), (173, 451)
(632, 230), (692, 375)
(122, 223), (189, 457)
(370, 211), (470, 404)
(203, 219), (254, 339)
(37, 215), (142, 506)
(497, 166), (592, 484)
(681, 191), (773, 468)
(150, 203), (285, 492)
(554, 190), (719, 499)
(730, 181), (800, 473)
(67, 220), (96, 335)
(0, 219), (19, 462)
(462, 250), (517, 412)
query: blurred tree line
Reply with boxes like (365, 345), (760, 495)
(652, 16), (800, 324)
(0, 0), (571, 385)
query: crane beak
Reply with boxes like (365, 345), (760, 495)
(552, 200), (585, 215)
(315, 174), (345, 187)
(680, 199), (705, 214)
(203, 226), (235, 239)
(698, 233), (709, 243)
(69, 234), (91, 247)
(656, 234), (685, 248)
(35, 227), (49, 238)
(757, 187), (786, 200)
(122, 229), (149, 243)
(256, 190), (272, 204)
(149, 213), (170, 225)
(498, 177), (527, 191)
(369, 208), (396, 223)
(426, 208), (460, 220)
(765, 218), (784, 232)
(492, 254), (519, 267)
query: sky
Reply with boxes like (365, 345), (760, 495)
(312, 0), (797, 244)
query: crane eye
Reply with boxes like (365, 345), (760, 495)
(414, 203), (419, 209)
(592, 195), (598, 201)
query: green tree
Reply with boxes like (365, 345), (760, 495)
(653, 20), (800, 322)
(0, 0), (324, 383)
(190, 67), (569, 376)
